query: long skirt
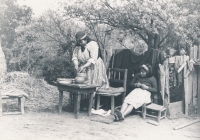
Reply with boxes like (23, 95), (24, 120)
(124, 88), (151, 109)
(91, 58), (109, 89)
(81, 57), (109, 100)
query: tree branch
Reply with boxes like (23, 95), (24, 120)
(158, 33), (169, 47)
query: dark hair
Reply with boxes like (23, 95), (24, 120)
(139, 63), (152, 77)
(77, 35), (103, 58)
(76, 36), (92, 46)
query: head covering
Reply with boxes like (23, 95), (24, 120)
(75, 31), (87, 41)
(140, 64), (152, 77)
(140, 64), (149, 73)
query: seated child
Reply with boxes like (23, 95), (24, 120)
(114, 64), (158, 121)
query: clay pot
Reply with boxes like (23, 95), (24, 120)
(76, 72), (87, 80)
(75, 76), (85, 84)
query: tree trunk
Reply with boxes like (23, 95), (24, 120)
(147, 33), (154, 48)
(154, 34), (160, 49)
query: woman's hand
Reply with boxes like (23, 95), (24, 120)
(75, 65), (79, 71)
(135, 82), (142, 87)
(140, 84), (148, 90)
(78, 65), (85, 73)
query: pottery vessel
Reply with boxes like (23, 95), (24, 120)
(75, 76), (85, 84)
(57, 78), (73, 85)
(76, 72), (87, 80)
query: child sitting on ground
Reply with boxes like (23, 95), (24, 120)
(114, 64), (158, 121)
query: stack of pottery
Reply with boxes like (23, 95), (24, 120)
(75, 73), (87, 84)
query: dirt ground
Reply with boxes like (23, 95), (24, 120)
(1, 73), (199, 140)
(1, 106), (200, 140)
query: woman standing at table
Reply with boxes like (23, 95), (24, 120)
(72, 31), (109, 89)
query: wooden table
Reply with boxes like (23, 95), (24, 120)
(57, 84), (98, 119)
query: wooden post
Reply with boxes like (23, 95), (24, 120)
(198, 45), (200, 59)
(192, 70), (198, 110)
(165, 60), (170, 115)
(184, 55), (189, 116)
(0, 92), (2, 116)
(103, 49), (106, 63)
(188, 70), (193, 115)
(198, 68), (200, 114)
(194, 45), (198, 61)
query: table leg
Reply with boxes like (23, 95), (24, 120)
(75, 93), (81, 119)
(157, 110), (161, 123)
(88, 92), (94, 116)
(20, 97), (25, 114)
(59, 90), (63, 114)
(18, 97), (21, 109)
(73, 93), (77, 114)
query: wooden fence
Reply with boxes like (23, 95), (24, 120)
(102, 47), (200, 116)
(186, 45), (200, 115)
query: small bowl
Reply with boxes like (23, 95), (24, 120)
(57, 78), (73, 81)
(58, 80), (72, 85)
(57, 78), (73, 85)
(57, 78), (67, 81)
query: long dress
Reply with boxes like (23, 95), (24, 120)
(72, 41), (109, 89)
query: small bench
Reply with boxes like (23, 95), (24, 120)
(142, 103), (167, 122)
(1, 89), (28, 115)
(2, 95), (25, 115)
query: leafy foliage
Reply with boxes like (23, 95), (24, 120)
(0, 0), (32, 48)
(63, 0), (200, 50)
(42, 53), (76, 84)
(1, 0), (200, 85)
(13, 11), (78, 83)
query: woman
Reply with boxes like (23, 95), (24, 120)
(114, 64), (158, 121)
(72, 31), (109, 89)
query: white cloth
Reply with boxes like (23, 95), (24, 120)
(91, 108), (111, 116)
(124, 88), (151, 109)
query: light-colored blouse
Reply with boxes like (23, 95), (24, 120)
(72, 41), (99, 65)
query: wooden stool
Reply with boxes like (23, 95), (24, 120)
(2, 95), (25, 115)
(142, 103), (166, 122)
(96, 92), (123, 114)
